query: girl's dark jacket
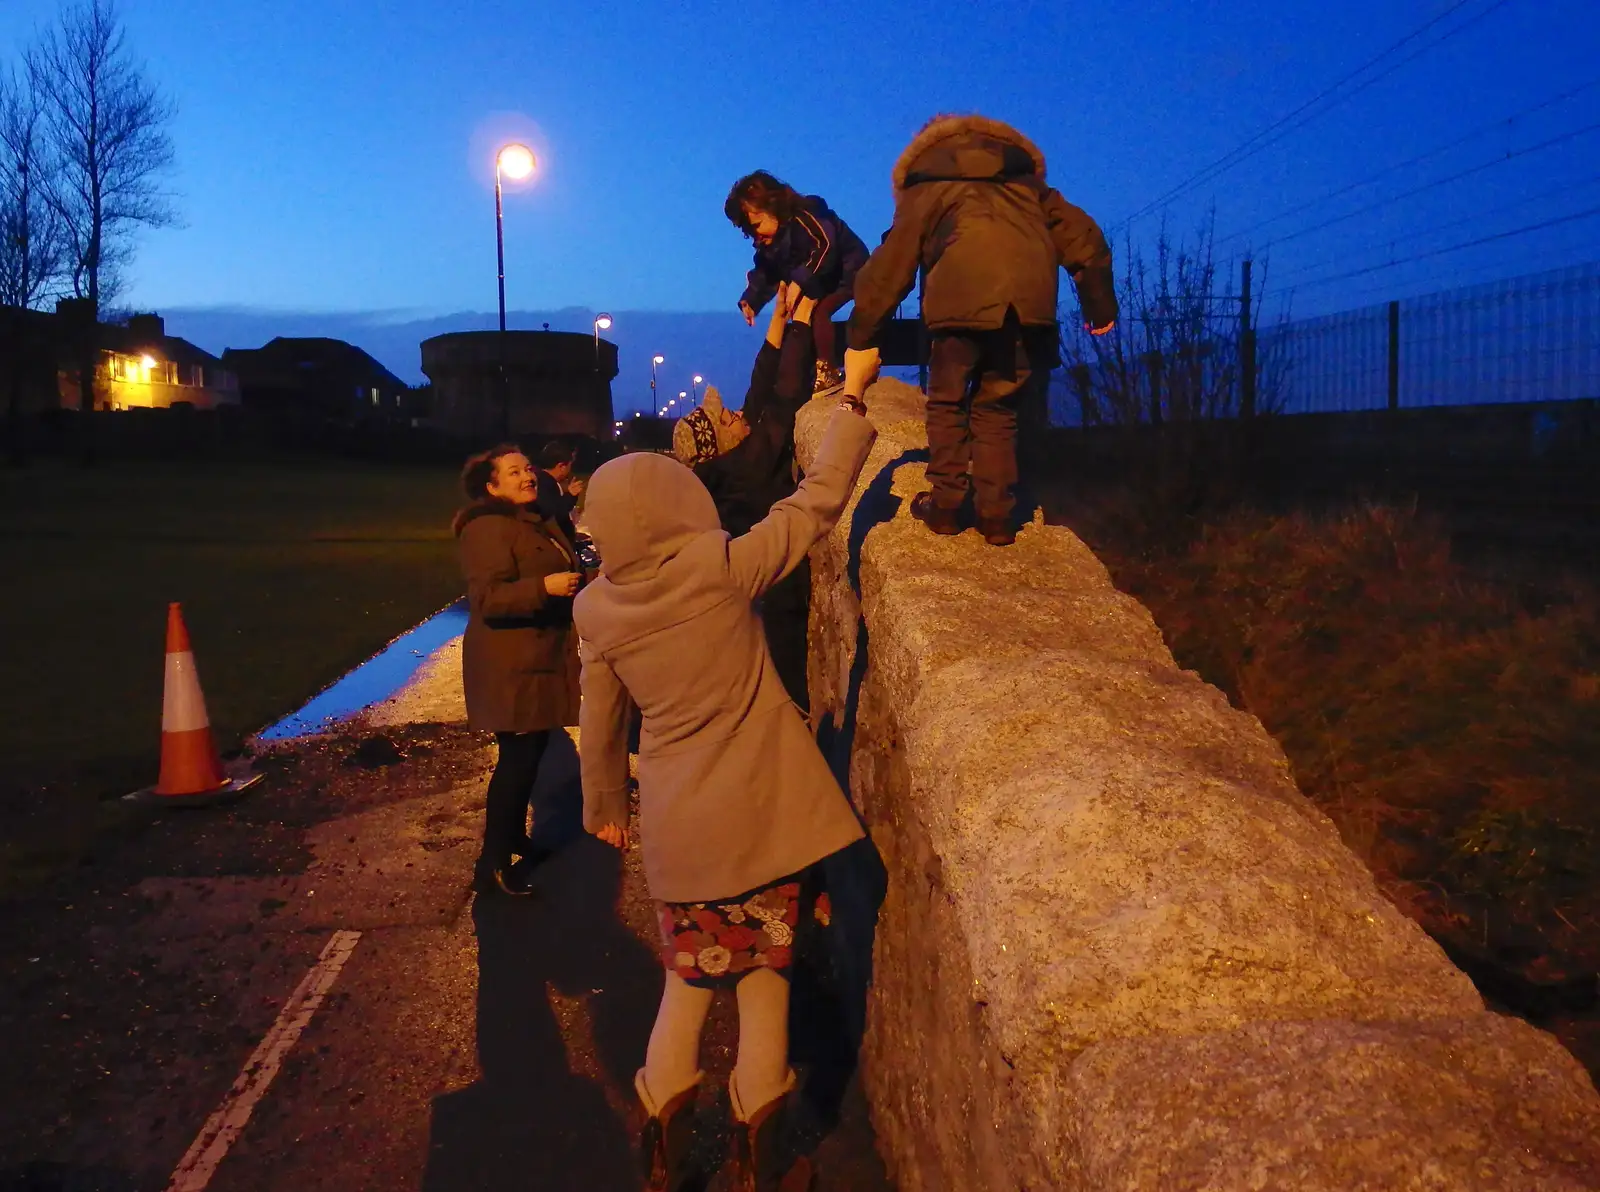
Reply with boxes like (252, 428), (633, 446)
(740, 195), (870, 315)
(453, 500), (581, 733)
(847, 115), (1118, 349)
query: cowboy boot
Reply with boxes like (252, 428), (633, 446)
(636, 1069), (702, 1192)
(730, 1071), (813, 1192)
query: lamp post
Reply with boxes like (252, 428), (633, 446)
(493, 142), (536, 437)
(692, 374), (703, 405)
(593, 312), (612, 366)
(650, 354), (664, 422)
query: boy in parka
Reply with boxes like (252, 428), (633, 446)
(844, 114), (1117, 545)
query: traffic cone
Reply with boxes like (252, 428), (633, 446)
(128, 602), (260, 806)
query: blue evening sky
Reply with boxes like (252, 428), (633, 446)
(3, 0), (1597, 398)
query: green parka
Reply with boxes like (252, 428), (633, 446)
(848, 115), (1117, 349)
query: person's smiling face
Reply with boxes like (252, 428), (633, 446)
(486, 453), (538, 505)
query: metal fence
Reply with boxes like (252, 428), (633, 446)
(1262, 260), (1600, 414)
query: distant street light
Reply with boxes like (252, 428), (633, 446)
(692, 374), (703, 404)
(494, 141), (538, 437)
(592, 311), (612, 375)
(651, 354), (664, 422)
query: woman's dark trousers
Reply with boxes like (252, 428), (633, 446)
(479, 729), (551, 874)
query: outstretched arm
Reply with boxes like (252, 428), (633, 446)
(740, 252), (780, 318)
(1040, 187), (1118, 332)
(847, 190), (927, 351)
(726, 406), (876, 600)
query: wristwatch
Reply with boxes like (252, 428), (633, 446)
(838, 395), (868, 416)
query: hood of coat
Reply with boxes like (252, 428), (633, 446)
(892, 114), (1047, 195)
(452, 498), (537, 538)
(580, 450), (721, 584)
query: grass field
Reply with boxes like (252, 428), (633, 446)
(0, 457), (466, 818)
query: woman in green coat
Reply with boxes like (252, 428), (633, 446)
(454, 444), (584, 896)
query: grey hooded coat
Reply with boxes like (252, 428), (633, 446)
(574, 406), (876, 902)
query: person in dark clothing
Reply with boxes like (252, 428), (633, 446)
(845, 114), (1118, 546)
(533, 439), (579, 543)
(454, 445), (584, 896)
(674, 283), (819, 709)
(726, 170), (869, 392)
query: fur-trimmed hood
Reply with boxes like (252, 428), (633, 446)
(452, 498), (540, 537)
(892, 114), (1047, 195)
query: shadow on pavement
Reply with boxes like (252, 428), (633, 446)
(422, 732), (663, 1192)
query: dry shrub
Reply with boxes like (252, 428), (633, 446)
(1096, 499), (1600, 972)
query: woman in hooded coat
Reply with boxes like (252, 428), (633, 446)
(576, 383), (877, 1191)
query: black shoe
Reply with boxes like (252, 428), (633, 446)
(909, 491), (962, 536)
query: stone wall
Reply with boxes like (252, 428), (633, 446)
(796, 378), (1600, 1191)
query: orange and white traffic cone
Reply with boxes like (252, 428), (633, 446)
(128, 602), (260, 806)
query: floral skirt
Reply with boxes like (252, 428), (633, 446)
(656, 870), (831, 990)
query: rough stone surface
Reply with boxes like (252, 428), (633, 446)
(796, 378), (1600, 1191)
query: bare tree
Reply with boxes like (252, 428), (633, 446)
(0, 63), (67, 309)
(1052, 219), (1293, 513)
(1056, 218), (1290, 429)
(29, 0), (175, 315)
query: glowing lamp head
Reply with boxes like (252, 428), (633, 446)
(496, 143), (536, 180)
(652, 354), (664, 365)
(693, 375), (703, 384)
(594, 313), (613, 331)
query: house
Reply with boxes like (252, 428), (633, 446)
(222, 337), (416, 431)
(2, 302), (239, 414)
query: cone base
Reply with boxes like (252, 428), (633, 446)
(124, 765), (263, 808)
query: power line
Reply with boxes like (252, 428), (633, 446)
(1304, 249), (1600, 310)
(1271, 171), (1600, 286)
(1214, 74), (1600, 248)
(1113, 0), (1514, 231)
(1258, 117), (1600, 251)
(1278, 204), (1600, 292)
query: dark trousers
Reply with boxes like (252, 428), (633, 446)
(812, 280), (854, 369)
(480, 730), (550, 871)
(925, 319), (1048, 520)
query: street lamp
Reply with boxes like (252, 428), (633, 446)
(593, 312), (612, 369)
(650, 354), (664, 421)
(692, 374), (703, 404)
(494, 142), (537, 436)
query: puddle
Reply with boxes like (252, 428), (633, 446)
(256, 603), (469, 741)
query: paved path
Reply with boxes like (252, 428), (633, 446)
(0, 642), (890, 1191)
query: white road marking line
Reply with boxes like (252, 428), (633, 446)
(164, 929), (363, 1192)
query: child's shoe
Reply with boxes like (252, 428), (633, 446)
(812, 361), (843, 395)
(910, 492), (962, 536)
